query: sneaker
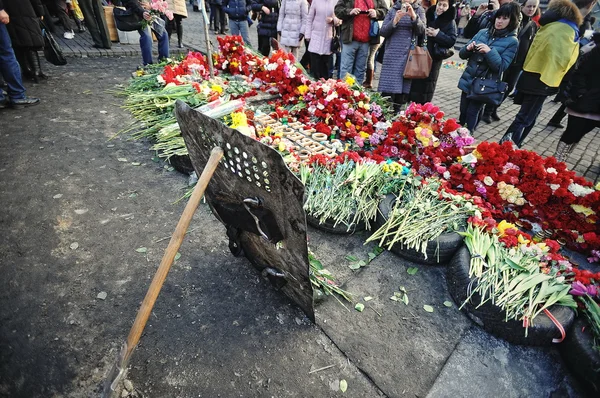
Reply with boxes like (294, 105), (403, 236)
(63, 30), (75, 39)
(10, 97), (40, 108)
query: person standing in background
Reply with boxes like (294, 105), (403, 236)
(409, 0), (457, 104)
(305, 0), (340, 79)
(457, 2), (470, 36)
(335, 0), (388, 84)
(167, 0), (188, 48)
(250, 0), (280, 56)
(277, 0), (308, 58)
(3, 0), (47, 83)
(224, 0), (251, 45)
(363, 0), (390, 88)
(377, 0), (425, 111)
(122, 0), (170, 65)
(553, 35), (599, 162)
(0, 0), (40, 108)
(480, 0), (539, 124)
(457, 3), (519, 132)
(78, 0), (111, 48)
(499, 0), (596, 147)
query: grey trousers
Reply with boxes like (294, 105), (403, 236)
(78, 0), (111, 48)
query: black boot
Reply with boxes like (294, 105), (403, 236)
(28, 50), (48, 83)
(481, 106), (493, 124)
(15, 48), (33, 80)
(177, 24), (183, 48)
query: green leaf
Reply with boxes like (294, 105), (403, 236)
(368, 252), (377, 261)
(174, 252), (181, 261)
(401, 294), (409, 305)
(364, 296), (373, 301)
(340, 379), (348, 393)
(355, 303), (365, 312)
(345, 255), (358, 262)
(135, 247), (147, 253)
(423, 305), (434, 313)
(390, 296), (399, 301)
(443, 301), (453, 308)
(407, 267), (418, 275)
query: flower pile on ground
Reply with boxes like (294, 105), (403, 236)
(444, 141), (600, 252)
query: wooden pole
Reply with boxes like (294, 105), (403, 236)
(103, 147), (223, 397)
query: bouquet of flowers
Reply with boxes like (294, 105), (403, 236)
(142, 0), (174, 36)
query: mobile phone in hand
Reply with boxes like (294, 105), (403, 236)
(487, 1), (494, 10)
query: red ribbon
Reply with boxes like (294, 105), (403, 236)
(543, 308), (566, 343)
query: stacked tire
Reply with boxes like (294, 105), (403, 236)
(372, 194), (463, 265)
(447, 245), (576, 346)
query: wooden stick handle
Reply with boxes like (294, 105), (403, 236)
(124, 147), (223, 361)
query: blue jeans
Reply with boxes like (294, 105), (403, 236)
(506, 94), (547, 147)
(339, 41), (369, 83)
(139, 26), (169, 66)
(459, 92), (486, 132)
(229, 19), (251, 47)
(0, 24), (26, 101)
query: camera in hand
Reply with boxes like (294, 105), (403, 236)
(359, 10), (369, 14)
(487, 1), (494, 10)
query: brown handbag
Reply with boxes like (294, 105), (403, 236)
(403, 37), (433, 79)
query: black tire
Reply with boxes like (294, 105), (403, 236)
(305, 212), (365, 235)
(447, 245), (576, 346)
(560, 317), (600, 395)
(373, 194), (463, 265)
(168, 154), (195, 175)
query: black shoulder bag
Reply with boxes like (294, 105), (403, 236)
(467, 66), (508, 106)
(113, 7), (143, 32)
(40, 20), (67, 66)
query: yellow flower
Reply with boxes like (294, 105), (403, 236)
(571, 204), (595, 217)
(596, 182), (600, 191)
(359, 131), (370, 139)
(497, 220), (516, 237)
(297, 85), (308, 95)
(345, 75), (356, 86)
(518, 234), (530, 245)
(274, 132), (283, 139)
(358, 101), (364, 108)
(230, 61), (239, 68)
(278, 141), (286, 152)
(473, 149), (482, 159)
(345, 121), (352, 128)
(229, 111), (247, 128)
(136, 70), (144, 77)
(211, 84), (223, 94)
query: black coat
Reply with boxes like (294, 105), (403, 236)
(250, 0), (279, 37)
(565, 45), (600, 115)
(3, 0), (44, 49)
(409, 3), (457, 104)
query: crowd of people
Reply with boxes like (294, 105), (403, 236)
(1, 0), (599, 163)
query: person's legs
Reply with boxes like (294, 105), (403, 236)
(554, 115), (600, 162)
(175, 15), (183, 48)
(459, 91), (468, 126)
(352, 41), (369, 84)
(0, 24), (26, 101)
(513, 95), (546, 147)
(237, 21), (251, 46)
(300, 39), (310, 70)
(156, 29), (170, 61)
(465, 98), (485, 132)
(310, 53), (323, 79)
(339, 41), (358, 81)
(209, 4), (216, 29)
(55, 0), (76, 37)
(501, 94), (546, 146)
(215, 5), (226, 33)
(77, 0), (102, 46)
(258, 35), (270, 57)
(91, 0), (111, 48)
(548, 103), (566, 128)
(138, 28), (153, 65)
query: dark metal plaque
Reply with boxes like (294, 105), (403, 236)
(175, 100), (314, 321)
